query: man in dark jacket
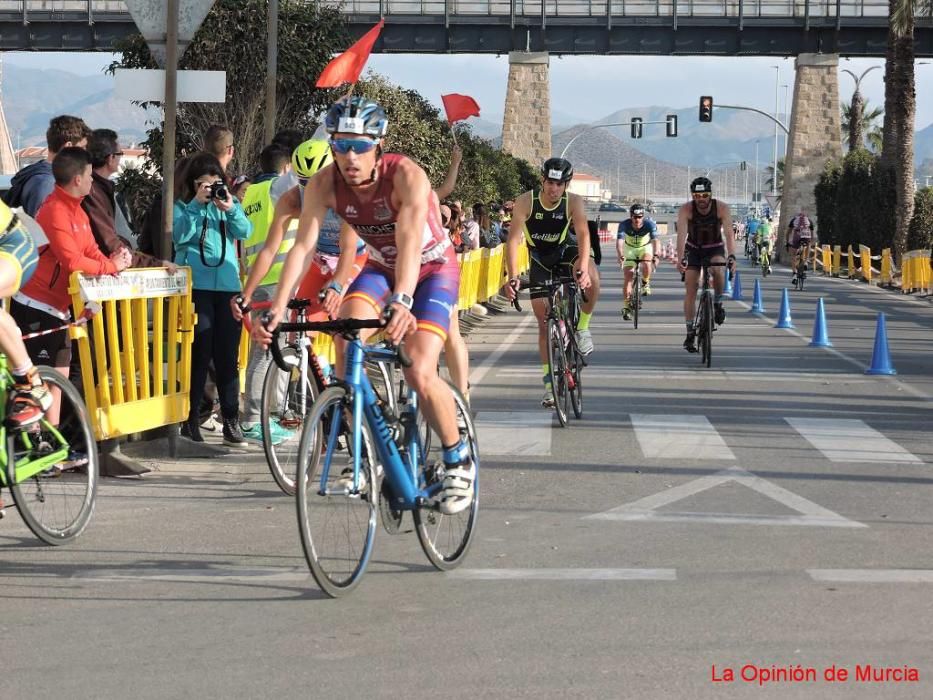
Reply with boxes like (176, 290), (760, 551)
(82, 129), (173, 269)
(4, 115), (91, 216)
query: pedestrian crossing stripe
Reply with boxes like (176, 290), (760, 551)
(785, 418), (921, 464)
(584, 466), (866, 528)
(475, 411), (552, 456)
(631, 414), (735, 461)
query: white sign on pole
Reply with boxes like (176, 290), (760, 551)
(115, 69), (226, 103)
(123, 0), (217, 68)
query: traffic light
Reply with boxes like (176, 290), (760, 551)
(699, 96), (713, 122)
(740, 160), (747, 171)
(666, 114), (678, 138)
(631, 118), (643, 139)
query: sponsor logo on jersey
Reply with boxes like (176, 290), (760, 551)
(345, 204), (358, 217)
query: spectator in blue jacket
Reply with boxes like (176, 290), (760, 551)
(173, 152), (252, 446)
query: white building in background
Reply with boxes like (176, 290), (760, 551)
(567, 173), (602, 201)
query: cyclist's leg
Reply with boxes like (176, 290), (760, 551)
(444, 308), (469, 401)
(622, 263), (634, 306)
(406, 258), (474, 514)
(683, 248), (701, 351)
(707, 248), (727, 325)
(334, 265), (389, 378)
(529, 254), (555, 390)
(640, 258), (652, 292)
(568, 248), (598, 354)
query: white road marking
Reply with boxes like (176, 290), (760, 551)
(469, 314), (535, 386)
(631, 414), (736, 461)
(497, 368), (871, 383)
(786, 418), (922, 464)
(475, 411), (553, 456)
(447, 568), (677, 581)
(73, 567), (309, 583)
(808, 569), (933, 583)
(586, 466), (865, 528)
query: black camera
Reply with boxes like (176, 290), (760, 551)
(209, 180), (229, 201)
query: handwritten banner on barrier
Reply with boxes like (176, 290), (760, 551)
(76, 268), (190, 303)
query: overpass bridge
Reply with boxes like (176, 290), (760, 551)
(0, 0), (931, 55)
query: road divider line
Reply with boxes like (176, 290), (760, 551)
(447, 568), (677, 581)
(475, 411), (553, 456)
(808, 569), (933, 583)
(785, 417), (921, 464)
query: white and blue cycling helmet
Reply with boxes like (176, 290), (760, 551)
(324, 96), (388, 138)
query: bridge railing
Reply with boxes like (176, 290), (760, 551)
(0, 0), (894, 20)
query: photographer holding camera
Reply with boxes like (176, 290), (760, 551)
(173, 152), (252, 446)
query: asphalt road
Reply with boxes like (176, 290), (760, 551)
(2, 248), (932, 699)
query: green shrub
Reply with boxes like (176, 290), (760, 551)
(815, 159), (841, 246)
(906, 187), (933, 251)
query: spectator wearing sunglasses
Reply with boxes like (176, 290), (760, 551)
(676, 176), (735, 353)
(83, 128), (171, 270)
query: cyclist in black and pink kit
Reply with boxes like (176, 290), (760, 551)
(256, 96), (472, 516)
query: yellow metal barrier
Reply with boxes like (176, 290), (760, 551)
(832, 246), (842, 276)
(69, 268), (195, 442)
(880, 248), (893, 286)
(820, 245), (832, 275)
(859, 245), (872, 284)
(485, 246), (504, 301)
(847, 245), (856, 278)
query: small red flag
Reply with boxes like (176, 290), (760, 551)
(441, 93), (481, 124)
(316, 20), (385, 88)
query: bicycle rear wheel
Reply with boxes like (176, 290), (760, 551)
(569, 344), (584, 419)
(261, 346), (318, 496)
(414, 383), (479, 570)
(296, 386), (378, 598)
(546, 319), (570, 427)
(9, 367), (98, 545)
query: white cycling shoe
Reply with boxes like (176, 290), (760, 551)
(575, 329), (594, 355)
(437, 460), (476, 515)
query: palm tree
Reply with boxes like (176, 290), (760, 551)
(883, 0), (931, 257)
(840, 101), (884, 151)
(842, 67), (882, 151)
(764, 158), (785, 200)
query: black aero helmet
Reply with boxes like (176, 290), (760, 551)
(629, 203), (645, 216)
(690, 176), (713, 194)
(542, 157), (574, 183)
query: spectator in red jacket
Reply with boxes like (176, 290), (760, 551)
(11, 148), (130, 390)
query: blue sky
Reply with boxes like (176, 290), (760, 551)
(3, 51), (930, 129)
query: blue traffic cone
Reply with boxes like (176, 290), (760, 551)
(731, 269), (744, 300)
(775, 288), (794, 328)
(723, 270), (733, 296)
(809, 298), (832, 347)
(749, 278), (765, 313)
(865, 312), (896, 375)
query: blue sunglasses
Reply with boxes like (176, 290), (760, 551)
(330, 138), (379, 155)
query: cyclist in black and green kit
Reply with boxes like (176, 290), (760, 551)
(503, 157), (600, 408)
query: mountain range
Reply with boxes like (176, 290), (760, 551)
(3, 63), (931, 191)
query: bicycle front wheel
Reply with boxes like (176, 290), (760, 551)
(546, 319), (570, 427)
(632, 271), (641, 330)
(261, 346), (317, 496)
(296, 386), (378, 598)
(414, 383), (479, 570)
(703, 294), (714, 368)
(9, 367), (99, 545)
(569, 346), (584, 419)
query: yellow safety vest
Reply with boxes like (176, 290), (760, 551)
(241, 178), (297, 287)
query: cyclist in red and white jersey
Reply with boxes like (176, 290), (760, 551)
(256, 96), (472, 515)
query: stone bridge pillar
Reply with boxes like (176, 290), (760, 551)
(778, 53), (842, 260)
(501, 51), (551, 167)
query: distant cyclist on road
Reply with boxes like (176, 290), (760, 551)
(786, 209), (815, 286)
(676, 177), (735, 353)
(502, 157), (599, 408)
(756, 216), (773, 273)
(616, 203), (659, 321)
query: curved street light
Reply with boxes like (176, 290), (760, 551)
(842, 65), (881, 150)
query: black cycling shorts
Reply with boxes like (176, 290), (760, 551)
(529, 245), (580, 300)
(685, 244), (725, 271)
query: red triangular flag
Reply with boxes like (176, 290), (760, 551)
(316, 20), (385, 88)
(441, 94), (481, 124)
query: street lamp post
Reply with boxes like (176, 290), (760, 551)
(772, 65), (779, 196)
(781, 84), (789, 158)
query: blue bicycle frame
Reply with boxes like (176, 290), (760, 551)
(319, 338), (441, 510)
